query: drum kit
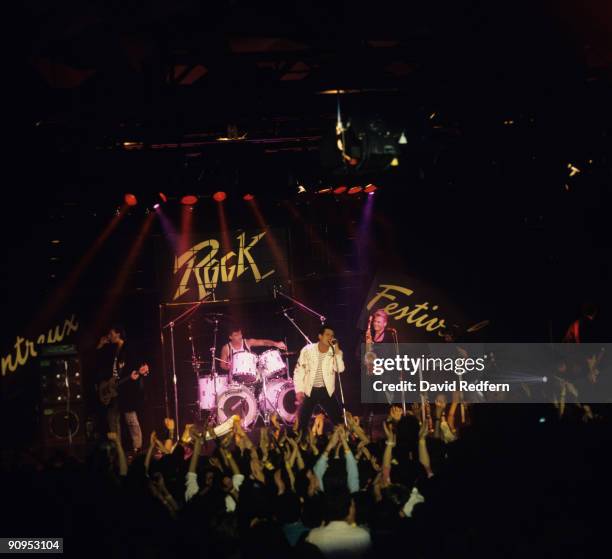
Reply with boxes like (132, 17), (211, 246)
(162, 285), (335, 431)
(192, 315), (297, 429)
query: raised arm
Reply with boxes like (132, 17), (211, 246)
(145, 430), (157, 476)
(339, 427), (359, 493)
(346, 412), (370, 445)
(314, 429), (340, 491)
(164, 418), (175, 449)
(382, 421), (395, 487)
(246, 338), (287, 350)
(332, 342), (345, 373)
(418, 421), (434, 478)
(185, 426), (203, 502)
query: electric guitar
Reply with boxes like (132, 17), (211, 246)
(99, 364), (150, 405)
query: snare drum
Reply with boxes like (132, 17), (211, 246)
(231, 352), (258, 384)
(259, 378), (297, 423)
(217, 385), (258, 427)
(199, 375), (229, 410)
(258, 349), (287, 380)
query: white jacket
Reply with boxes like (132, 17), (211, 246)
(293, 343), (345, 397)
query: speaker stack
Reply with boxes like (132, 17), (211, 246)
(39, 345), (90, 448)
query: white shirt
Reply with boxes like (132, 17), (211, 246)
(294, 343), (345, 397)
(306, 521), (371, 558)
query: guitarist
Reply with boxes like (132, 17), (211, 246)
(96, 325), (148, 454)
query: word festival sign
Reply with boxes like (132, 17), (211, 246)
(171, 230), (287, 302)
(359, 274), (468, 341)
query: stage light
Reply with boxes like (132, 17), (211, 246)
(398, 131), (408, 144)
(390, 157), (399, 167)
(124, 193), (138, 206)
(243, 193), (255, 201)
(568, 163), (581, 177)
(213, 191), (227, 202)
(158, 192), (168, 203)
(51, 239), (61, 244)
(181, 195), (198, 205)
(364, 184), (378, 193)
(153, 203), (160, 210)
(317, 187), (333, 194)
(333, 186), (347, 195)
(297, 185), (307, 194)
(348, 186), (362, 195)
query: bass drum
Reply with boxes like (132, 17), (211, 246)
(217, 385), (258, 427)
(259, 379), (297, 424)
(199, 375), (229, 410)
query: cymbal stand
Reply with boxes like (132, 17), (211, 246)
(161, 295), (212, 439)
(187, 322), (202, 423)
(209, 313), (220, 423)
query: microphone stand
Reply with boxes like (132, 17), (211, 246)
(281, 308), (312, 345)
(160, 295), (220, 439)
(331, 342), (348, 427)
(391, 330), (406, 415)
(274, 286), (326, 324)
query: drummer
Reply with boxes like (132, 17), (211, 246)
(219, 326), (287, 376)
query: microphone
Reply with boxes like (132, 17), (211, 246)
(331, 338), (338, 345)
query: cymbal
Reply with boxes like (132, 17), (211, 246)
(185, 360), (211, 365)
(280, 351), (297, 356)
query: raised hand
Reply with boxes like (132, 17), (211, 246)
(164, 418), (175, 432)
(189, 425), (203, 442)
(181, 423), (194, 444)
(107, 431), (119, 443)
(389, 405), (403, 422)
(274, 468), (286, 495)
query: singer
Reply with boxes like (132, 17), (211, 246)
(294, 324), (345, 431)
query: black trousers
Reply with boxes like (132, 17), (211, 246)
(298, 387), (343, 431)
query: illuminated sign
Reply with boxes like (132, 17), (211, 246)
(366, 284), (448, 334)
(170, 230), (287, 302)
(1, 315), (79, 376)
(360, 275), (468, 341)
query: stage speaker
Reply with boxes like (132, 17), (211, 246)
(39, 346), (84, 405)
(40, 404), (89, 447)
(38, 345), (90, 448)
